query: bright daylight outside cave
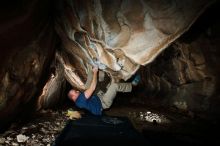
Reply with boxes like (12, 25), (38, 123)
(0, 0), (220, 145)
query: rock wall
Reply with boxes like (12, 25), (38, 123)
(0, 0), (57, 130)
(119, 4), (220, 116)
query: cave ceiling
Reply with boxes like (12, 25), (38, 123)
(54, 0), (214, 90)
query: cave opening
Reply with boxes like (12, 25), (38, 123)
(0, 0), (220, 145)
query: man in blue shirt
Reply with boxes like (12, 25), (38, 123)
(68, 67), (140, 115)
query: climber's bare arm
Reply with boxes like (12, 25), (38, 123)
(84, 66), (98, 99)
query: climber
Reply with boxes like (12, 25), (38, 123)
(68, 66), (141, 116)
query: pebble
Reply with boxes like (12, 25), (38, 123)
(7, 137), (13, 140)
(12, 142), (19, 146)
(17, 134), (29, 143)
(5, 140), (10, 144)
(0, 138), (5, 144)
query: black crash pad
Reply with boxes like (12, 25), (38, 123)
(53, 115), (149, 146)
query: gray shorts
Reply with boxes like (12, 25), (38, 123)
(97, 82), (132, 109)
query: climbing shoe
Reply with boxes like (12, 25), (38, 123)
(131, 74), (141, 86)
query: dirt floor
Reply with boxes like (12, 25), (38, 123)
(0, 105), (219, 146)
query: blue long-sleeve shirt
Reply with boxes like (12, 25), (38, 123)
(75, 93), (102, 115)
